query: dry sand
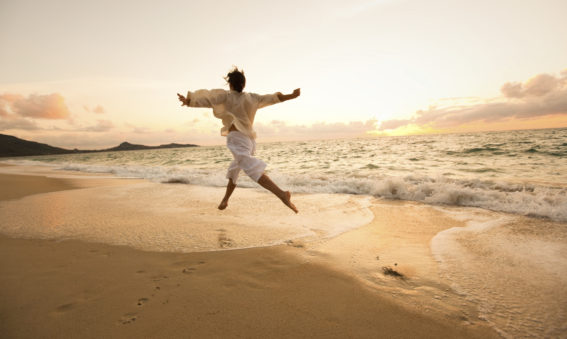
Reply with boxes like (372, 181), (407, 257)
(0, 168), (499, 338)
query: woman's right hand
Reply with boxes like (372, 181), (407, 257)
(177, 93), (189, 106)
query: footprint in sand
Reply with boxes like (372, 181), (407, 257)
(119, 313), (137, 324)
(177, 260), (206, 275)
(285, 240), (304, 248)
(217, 230), (234, 248)
(151, 275), (168, 282)
(137, 298), (149, 306)
(182, 267), (197, 274)
(55, 303), (75, 313)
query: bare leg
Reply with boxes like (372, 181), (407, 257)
(218, 179), (236, 210)
(257, 174), (298, 213)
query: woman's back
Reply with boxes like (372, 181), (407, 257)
(188, 89), (280, 138)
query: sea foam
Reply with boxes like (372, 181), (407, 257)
(52, 163), (567, 223)
(1, 158), (566, 222)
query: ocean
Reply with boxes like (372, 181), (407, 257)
(5, 127), (566, 221)
(1, 127), (567, 338)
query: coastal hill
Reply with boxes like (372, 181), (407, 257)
(0, 134), (198, 157)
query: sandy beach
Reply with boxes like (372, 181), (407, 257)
(0, 165), (500, 338)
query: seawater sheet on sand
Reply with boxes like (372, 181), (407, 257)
(0, 179), (373, 252)
(431, 209), (567, 338)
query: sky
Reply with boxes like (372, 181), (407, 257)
(1, 0), (566, 148)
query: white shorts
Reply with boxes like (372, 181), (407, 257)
(226, 131), (266, 183)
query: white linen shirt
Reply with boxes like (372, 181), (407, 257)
(187, 89), (280, 139)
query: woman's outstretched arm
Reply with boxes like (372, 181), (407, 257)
(177, 93), (190, 106)
(277, 88), (301, 102)
(177, 89), (228, 108)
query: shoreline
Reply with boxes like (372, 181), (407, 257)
(0, 168), (499, 338)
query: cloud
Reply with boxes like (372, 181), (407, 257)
(93, 105), (105, 114)
(0, 93), (70, 119)
(124, 123), (150, 134)
(501, 73), (560, 98)
(83, 104), (106, 114)
(81, 120), (114, 132)
(378, 118), (411, 130)
(255, 119), (377, 141)
(0, 117), (39, 131)
(379, 69), (567, 130)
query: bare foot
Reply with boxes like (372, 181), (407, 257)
(218, 201), (228, 210)
(281, 191), (298, 213)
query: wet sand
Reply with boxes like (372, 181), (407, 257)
(0, 173), (78, 200)
(0, 167), (499, 338)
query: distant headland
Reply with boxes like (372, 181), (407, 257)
(0, 134), (198, 157)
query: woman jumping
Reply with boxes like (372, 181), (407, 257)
(177, 67), (300, 213)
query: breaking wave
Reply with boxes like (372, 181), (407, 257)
(45, 162), (567, 222)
